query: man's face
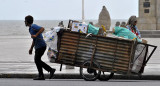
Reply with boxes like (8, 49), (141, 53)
(24, 20), (29, 27)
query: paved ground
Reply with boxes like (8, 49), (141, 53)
(0, 79), (160, 86)
(0, 36), (159, 79)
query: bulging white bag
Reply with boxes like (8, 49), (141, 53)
(131, 44), (147, 73)
(44, 29), (58, 51)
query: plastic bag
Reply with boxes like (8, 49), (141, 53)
(47, 48), (57, 63)
(44, 28), (58, 51)
(113, 27), (142, 42)
(131, 44), (147, 73)
(87, 24), (99, 35)
(44, 27), (63, 62)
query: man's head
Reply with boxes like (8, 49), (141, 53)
(25, 15), (34, 27)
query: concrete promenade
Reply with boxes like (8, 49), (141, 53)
(0, 36), (160, 80)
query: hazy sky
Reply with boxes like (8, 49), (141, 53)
(0, 0), (138, 20)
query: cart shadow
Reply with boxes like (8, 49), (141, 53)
(46, 79), (154, 82)
(46, 79), (84, 81)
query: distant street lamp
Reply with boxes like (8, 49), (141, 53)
(82, 0), (85, 23)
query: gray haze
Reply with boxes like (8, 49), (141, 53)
(0, 0), (138, 20)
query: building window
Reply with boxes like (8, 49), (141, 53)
(144, 9), (149, 13)
(143, 2), (150, 7)
(145, 0), (149, 1)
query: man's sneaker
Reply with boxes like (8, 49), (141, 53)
(49, 69), (56, 79)
(33, 77), (45, 80)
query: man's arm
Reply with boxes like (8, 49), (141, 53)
(31, 27), (45, 38)
(29, 40), (34, 55)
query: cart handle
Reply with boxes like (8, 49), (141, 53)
(138, 43), (157, 73)
(144, 44), (157, 65)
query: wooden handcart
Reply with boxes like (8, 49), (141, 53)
(55, 30), (157, 81)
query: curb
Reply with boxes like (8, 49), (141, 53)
(0, 74), (82, 79)
(1, 74), (160, 80)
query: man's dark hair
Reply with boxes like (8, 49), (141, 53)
(25, 15), (34, 24)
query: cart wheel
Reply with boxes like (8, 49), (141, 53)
(80, 60), (101, 81)
(98, 71), (114, 81)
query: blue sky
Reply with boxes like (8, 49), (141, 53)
(0, 0), (138, 20)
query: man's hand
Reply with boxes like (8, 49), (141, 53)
(31, 35), (37, 38)
(29, 49), (33, 55)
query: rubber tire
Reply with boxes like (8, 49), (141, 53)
(80, 60), (101, 81)
(98, 71), (114, 81)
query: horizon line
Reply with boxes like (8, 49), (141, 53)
(0, 19), (128, 21)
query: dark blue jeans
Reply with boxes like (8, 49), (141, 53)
(34, 47), (52, 77)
